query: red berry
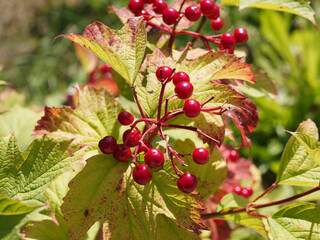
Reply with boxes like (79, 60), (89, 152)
(172, 72), (190, 85)
(144, 148), (165, 168)
(183, 99), (201, 118)
(175, 81), (193, 99)
(133, 164), (153, 185)
(200, 0), (215, 15)
(138, 9), (150, 20)
(177, 172), (197, 193)
(137, 140), (152, 153)
(192, 148), (209, 164)
(241, 186), (253, 198)
(233, 185), (243, 196)
(234, 27), (248, 44)
(99, 64), (112, 73)
(210, 18), (223, 31)
(156, 66), (173, 82)
(228, 150), (240, 162)
(128, 0), (144, 15)
(153, 0), (168, 14)
(185, 6), (201, 22)
(220, 33), (235, 49)
(205, 5), (220, 19)
(113, 144), (132, 162)
(162, 8), (179, 25)
(118, 111), (134, 125)
(144, 0), (155, 3)
(98, 136), (117, 154)
(123, 129), (141, 147)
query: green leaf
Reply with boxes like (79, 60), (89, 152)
(0, 134), (84, 205)
(35, 85), (123, 151)
(277, 119), (320, 186)
(62, 155), (205, 240)
(221, 0), (316, 26)
(0, 88), (25, 112)
(215, 194), (269, 239)
(59, 18), (146, 85)
(267, 203), (320, 239)
(0, 195), (38, 215)
(172, 138), (227, 199)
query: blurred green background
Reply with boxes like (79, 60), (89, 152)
(0, 0), (319, 184)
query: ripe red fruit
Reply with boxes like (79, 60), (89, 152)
(99, 63), (112, 73)
(228, 150), (240, 162)
(172, 72), (190, 85)
(98, 136), (117, 154)
(183, 99), (201, 118)
(156, 66), (173, 82)
(128, 0), (144, 15)
(162, 8), (179, 25)
(177, 172), (198, 193)
(220, 33), (236, 49)
(185, 6), (201, 22)
(210, 18), (223, 31)
(133, 164), (153, 185)
(153, 0), (168, 14)
(242, 186), (253, 198)
(144, 0), (155, 3)
(113, 144), (132, 162)
(205, 5), (220, 19)
(234, 27), (248, 44)
(123, 129), (141, 147)
(175, 81), (193, 99)
(233, 185), (243, 196)
(118, 111), (134, 125)
(200, 0), (215, 15)
(137, 140), (152, 153)
(192, 148), (209, 164)
(144, 148), (165, 168)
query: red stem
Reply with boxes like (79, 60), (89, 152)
(168, 0), (187, 49)
(131, 85), (151, 128)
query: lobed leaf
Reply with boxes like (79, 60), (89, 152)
(267, 203), (320, 239)
(58, 18), (146, 85)
(62, 155), (205, 240)
(0, 134), (84, 206)
(277, 119), (320, 186)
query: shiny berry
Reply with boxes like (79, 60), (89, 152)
(220, 33), (235, 49)
(175, 81), (193, 99)
(205, 5), (220, 19)
(177, 172), (198, 193)
(153, 0), (168, 14)
(133, 164), (153, 185)
(234, 27), (248, 44)
(200, 0), (215, 15)
(137, 140), (152, 153)
(99, 136), (117, 154)
(118, 111), (134, 125)
(144, 0), (155, 3)
(242, 186), (253, 198)
(192, 148), (209, 164)
(185, 6), (201, 22)
(183, 99), (201, 118)
(228, 150), (240, 162)
(172, 72), (190, 85)
(128, 0), (144, 15)
(233, 185), (243, 196)
(144, 148), (165, 168)
(156, 66), (173, 82)
(210, 18), (223, 31)
(113, 144), (132, 162)
(123, 129), (141, 147)
(162, 8), (179, 25)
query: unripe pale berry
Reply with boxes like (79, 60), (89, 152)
(133, 164), (153, 185)
(183, 99), (201, 118)
(177, 172), (198, 193)
(144, 148), (165, 168)
(192, 148), (209, 164)
(162, 8), (179, 25)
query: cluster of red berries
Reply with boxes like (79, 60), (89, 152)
(98, 65), (226, 193)
(233, 185), (253, 198)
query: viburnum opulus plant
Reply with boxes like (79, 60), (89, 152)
(0, 0), (319, 240)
